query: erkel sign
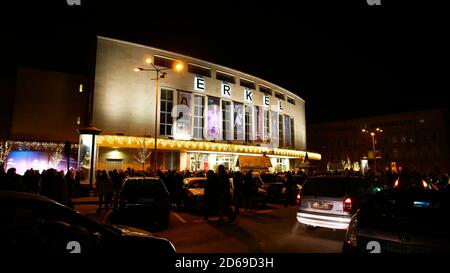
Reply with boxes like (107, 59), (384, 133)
(196, 78), (283, 112)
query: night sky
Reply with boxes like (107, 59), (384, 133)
(1, 0), (448, 124)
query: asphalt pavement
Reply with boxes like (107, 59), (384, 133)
(73, 197), (345, 253)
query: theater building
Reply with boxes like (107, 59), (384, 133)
(84, 36), (319, 184)
(0, 36), (320, 186)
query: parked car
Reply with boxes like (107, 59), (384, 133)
(179, 177), (207, 212)
(260, 173), (285, 202)
(0, 191), (175, 254)
(111, 177), (171, 230)
(343, 189), (450, 253)
(260, 174), (305, 203)
(392, 173), (433, 190)
(297, 175), (375, 230)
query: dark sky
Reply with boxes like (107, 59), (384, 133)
(1, 0), (448, 124)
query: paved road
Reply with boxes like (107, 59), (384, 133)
(75, 201), (345, 253)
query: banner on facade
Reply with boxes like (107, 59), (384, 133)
(173, 91), (192, 140)
(284, 115), (291, 147)
(234, 101), (245, 141)
(271, 111), (279, 147)
(207, 96), (221, 140)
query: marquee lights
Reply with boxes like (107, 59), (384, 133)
(97, 135), (321, 160)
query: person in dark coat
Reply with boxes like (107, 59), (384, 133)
(242, 170), (256, 213)
(203, 170), (217, 221)
(232, 171), (244, 217)
(216, 165), (232, 223)
(284, 172), (297, 206)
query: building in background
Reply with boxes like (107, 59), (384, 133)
(0, 67), (89, 174)
(307, 108), (450, 174)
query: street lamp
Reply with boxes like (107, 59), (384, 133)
(134, 58), (184, 173)
(362, 128), (383, 173)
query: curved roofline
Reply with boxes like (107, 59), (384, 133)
(97, 36), (305, 102)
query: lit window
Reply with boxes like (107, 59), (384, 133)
(76, 116), (81, 125)
(79, 84), (83, 93)
(263, 110), (270, 142)
(160, 89), (174, 136)
(222, 100), (232, 141)
(193, 95), (204, 140)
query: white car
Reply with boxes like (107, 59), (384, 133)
(297, 175), (374, 230)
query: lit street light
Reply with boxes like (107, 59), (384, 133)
(362, 128), (383, 172)
(134, 58), (184, 173)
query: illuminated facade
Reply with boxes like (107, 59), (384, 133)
(91, 36), (319, 177)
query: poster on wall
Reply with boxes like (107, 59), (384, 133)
(271, 111), (279, 147)
(173, 91), (192, 140)
(207, 96), (221, 140)
(233, 101), (245, 141)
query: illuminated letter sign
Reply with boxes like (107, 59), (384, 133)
(245, 89), (253, 103)
(195, 77), (205, 92)
(222, 83), (231, 97)
(263, 95), (270, 107)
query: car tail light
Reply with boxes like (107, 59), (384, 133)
(421, 180), (428, 189)
(393, 178), (399, 188)
(345, 215), (358, 247)
(343, 197), (352, 212)
(297, 193), (302, 206)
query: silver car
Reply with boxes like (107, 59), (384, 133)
(297, 175), (374, 230)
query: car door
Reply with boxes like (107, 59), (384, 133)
(0, 199), (108, 254)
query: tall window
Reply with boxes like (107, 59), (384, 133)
(216, 155), (234, 171)
(263, 110), (270, 142)
(193, 95), (204, 139)
(279, 114), (284, 147)
(160, 89), (173, 136)
(245, 105), (253, 142)
(290, 117), (295, 148)
(222, 100), (232, 141)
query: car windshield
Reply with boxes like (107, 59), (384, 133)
(395, 175), (424, 190)
(369, 191), (450, 229)
(121, 179), (168, 198)
(188, 179), (206, 188)
(301, 177), (347, 198)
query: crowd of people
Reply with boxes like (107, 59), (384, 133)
(1, 163), (449, 221)
(0, 166), (81, 207)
